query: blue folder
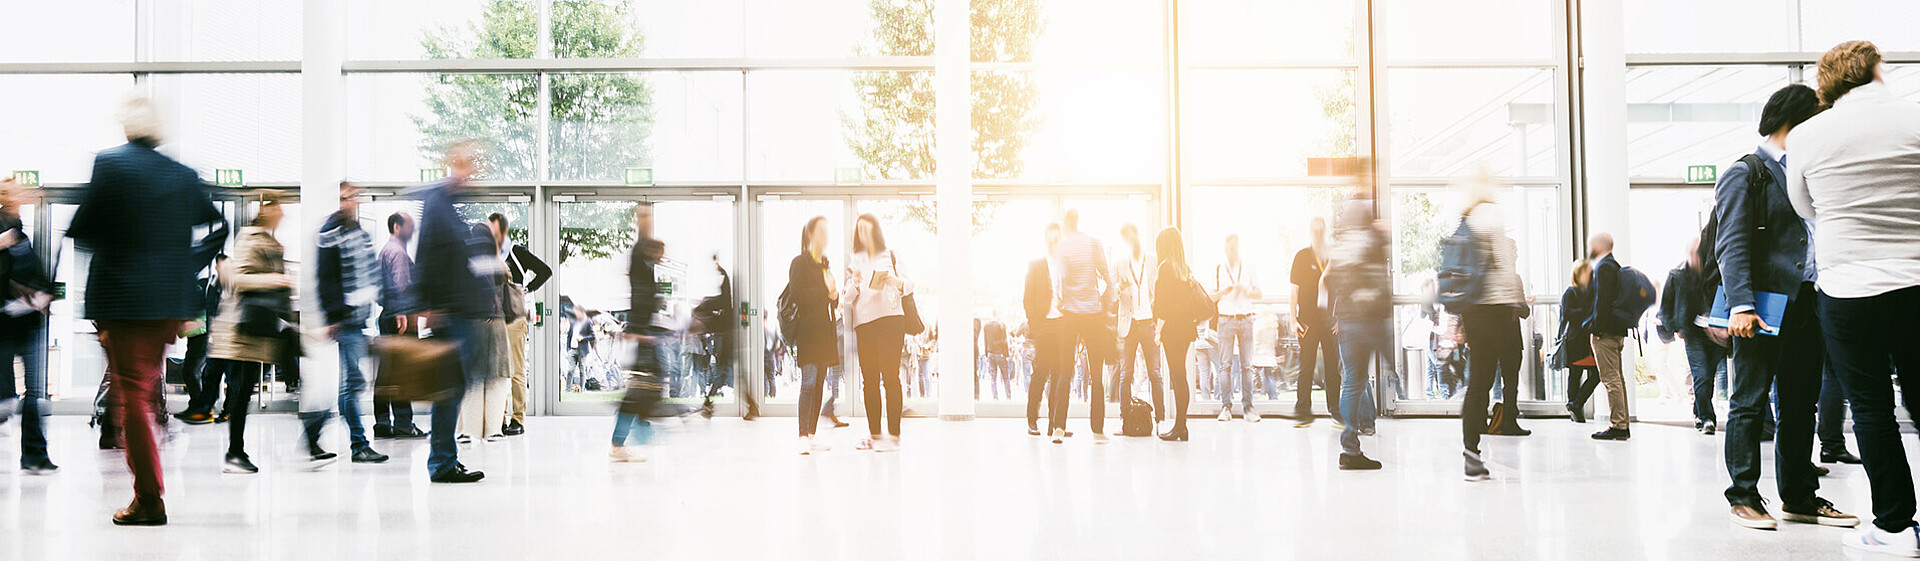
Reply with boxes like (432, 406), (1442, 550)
(1706, 287), (1785, 337)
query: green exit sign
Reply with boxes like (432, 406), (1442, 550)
(420, 168), (447, 183)
(625, 167), (653, 186)
(834, 167), (864, 185)
(1686, 165), (1717, 184)
(214, 169), (244, 187)
(12, 170), (38, 186)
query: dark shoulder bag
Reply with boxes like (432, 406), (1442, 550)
(237, 288), (292, 337)
(891, 252), (926, 335)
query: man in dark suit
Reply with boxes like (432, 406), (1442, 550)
(1585, 232), (1631, 441)
(1024, 223), (1062, 436)
(1715, 84), (1855, 531)
(411, 140), (494, 484)
(68, 96), (228, 526)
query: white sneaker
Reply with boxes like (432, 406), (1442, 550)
(1842, 526), (1920, 558)
(1245, 412), (1261, 423)
(874, 438), (899, 453)
(1092, 433), (1111, 445)
(798, 437), (813, 456)
(1051, 428), (1066, 444)
(809, 438), (833, 452)
(485, 434), (507, 443)
(1217, 409), (1232, 422)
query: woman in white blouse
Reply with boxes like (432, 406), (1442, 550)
(843, 214), (913, 451)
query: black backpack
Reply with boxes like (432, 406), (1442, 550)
(1120, 397), (1155, 436)
(1698, 153), (1773, 300)
(776, 285), (800, 343)
(1436, 209), (1487, 314)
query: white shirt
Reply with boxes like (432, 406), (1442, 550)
(1214, 261), (1259, 316)
(1786, 81), (1920, 298)
(843, 249), (911, 326)
(1117, 252), (1155, 322)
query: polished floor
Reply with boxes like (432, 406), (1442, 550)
(0, 412), (1895, 560)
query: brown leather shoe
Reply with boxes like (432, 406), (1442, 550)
(1782, 497), (1860, 527)
(1729, 504), (1777, 530)
(112, 498), (167, 526)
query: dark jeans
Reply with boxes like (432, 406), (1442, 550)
(427, 316), (484, 478)
(1820, 285), (1920, 533)
(1162, 333), (1194, 431)
(177, 332), (210, 413)
(0, 325), (50, 465)
(300, 328), (372, 453)
(1050, 313), (1106, 434)
(98, 319), (182, 503)
(1683, 335), (1727, 426)
(856, 316), (906, 437)
(373, 316), (416, 430)
(1725, 283), (1823, 508)
(1338, 319), (1389, 455)
(797, 363), (826, 437)
(1818, 363), (1849, 454)
(1566, 365), (1599, 411)
(1119, 319), (1165, 421)
(221, 359), (265, 455)
(1461, 305), (1519, 453)
(1026, 319), (1060, 429)
(1295, 323), (1342, 422)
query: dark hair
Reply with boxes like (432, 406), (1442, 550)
(388, 212), (409, 233)
(488, 212), (509, 234)
(800, 216), (829, 256)
(852, 213), (887, 254)
(1758, 84), (1822, 136)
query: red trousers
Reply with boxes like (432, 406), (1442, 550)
(98, 319), (182, 502)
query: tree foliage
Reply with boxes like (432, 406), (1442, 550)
(844, 0), (1043, 234)
(1394, 192), (1447, 276)
(417, 0), (647, 263)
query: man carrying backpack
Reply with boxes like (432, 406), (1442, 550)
(1715, 83), (1856, 532)
(1585, 232), (1634, 441)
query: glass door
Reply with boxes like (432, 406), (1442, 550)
(755, 197), (848, 413)
(552, 196), (737, 415)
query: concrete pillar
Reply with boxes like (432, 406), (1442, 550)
(1578, 0), (1636, 417)
(934, 0), (974, 420)
(297, 0), (346, 416)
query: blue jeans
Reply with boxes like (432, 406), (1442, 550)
(611, 413), (653, 446)
(1216, 316), (1256, 412)
(1337, 320), (1388, 455)
(1683, 335), (1726, 426)
(337, 329), (372, 451)
(0, 325), (50, 465)
(798, 363), (825, 437)
(428, 316), (485, 477)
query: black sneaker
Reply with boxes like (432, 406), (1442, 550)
(306, 449), (339, 470)
(1591, 427), (1631, 441)
(351, 448), (390, 464)
(1567, 403), (1586, 424)
(22, 459), (59, 475)
(395, 425), (428, 439)
(431, 464), (485, 484)
(503, 420), (525, 436)
(1822, 450), (1863, 464)
(224, 453), (259, 474)
(1702, 422), (1717, 435)
(373, 424), (396, 439)
(1464, 450), (1490, 481)
(1339, 453), (1382, 471)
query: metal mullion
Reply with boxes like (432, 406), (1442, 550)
(1182, 60), (1361, 71)
(0, 61), (304, 75)
(1185, 177), (1373, 188)
(971, 61), (1173, 73)
(1382, 58), (1560, 69)
(341, 57), (936, 74)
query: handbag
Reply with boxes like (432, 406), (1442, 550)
(889, 253), (926, 335)
(500, 252), (528, 322)
(372, 335), (459, 402)
(236, 288), (291, 337)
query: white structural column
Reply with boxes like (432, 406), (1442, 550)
(297, 0), (347, 414)
(1577, 0), (1636, 419)
(1579, 0), (1629, 261)
(934, 0), (974, 420)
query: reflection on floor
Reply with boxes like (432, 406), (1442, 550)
(0, 414), (1878, 560)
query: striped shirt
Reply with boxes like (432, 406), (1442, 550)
(1053, 230), (1108, 315)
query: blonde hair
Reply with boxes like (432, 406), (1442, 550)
(1817, 40), (1882, 106)
(1452, 165), (1501, 214)
(119, 94), (165, 143)
(1570, 259), (1592, 288)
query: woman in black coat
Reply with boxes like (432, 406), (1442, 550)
(1560, 259), (1599, 423)
(789, 216), (839, 454)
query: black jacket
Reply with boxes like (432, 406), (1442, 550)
(1713, 153), (1813, 309)
(628, 239), (659, 334)
(1023, 258), (1052, 322)
(410, 179), (494, 318)
(787, 254), (837, 366)
(1152, 262), (1200, 341)
(1557, 285), (1593, 363)
(504, 244), (552, 292)
(1586, 254), (1629, 337)
(1660, 265), (1711, 339)
(68, 142), (228, 321)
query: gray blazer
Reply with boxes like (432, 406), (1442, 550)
(1714, 146), (1814, 311)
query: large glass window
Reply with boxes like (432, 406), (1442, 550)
(1386, 68), (1558, 178)
(974, 69), (1166, 182)
(0, 75), (136, 184)
(348, 0), (538, 60)
(1625, 66), (1790, 180)
(1800, 0), (1920, 53)
(345, 73), (539, 182)
(1184, 70), (1356, 180)
(0, 2), (137, 63)
(149, 73), (304, 183)
(1179, 0), (1356, 62)
(150, 0), (303, 61)
(548, 72), (744, 183)
(750, 71), (925, 182)
(1622, 0), (1794, 54)
(1380, 0), (1554, 60)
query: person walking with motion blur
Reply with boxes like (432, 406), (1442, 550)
(1153, 226), (1209, 441)
(1325, 197), (1392, 470)
(787, 216), (840, 454)
(843, 214), (912, 452)
(0, 178), (58, 475)
(208, 192), (301, 474)
(412, 141), (492, 484)
(460, 223), (511, 444)
(610, 202), (664, 463)
(308, 182), (388, 465)
(69, 95), (229, 524)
